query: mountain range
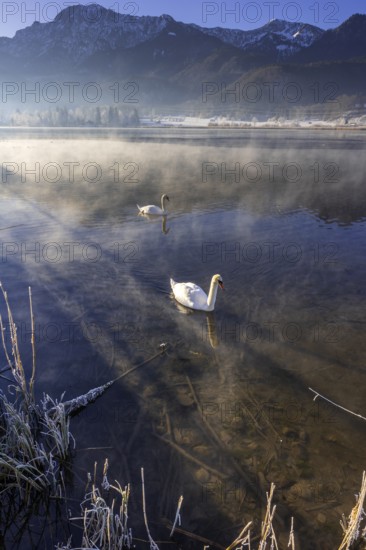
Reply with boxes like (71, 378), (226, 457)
(0, 4), (365, 117)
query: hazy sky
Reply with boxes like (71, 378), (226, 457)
(0, 0), (365, 37)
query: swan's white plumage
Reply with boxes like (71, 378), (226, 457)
(170, 279), (208, 309)
(137, 194), (169, 215)
(170, 275), (223, 312)
(137, 204), (163, 215)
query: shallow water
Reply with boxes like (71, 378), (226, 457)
(0, 128), (366, 549)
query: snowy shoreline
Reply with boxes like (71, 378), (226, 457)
(140, 115), (366, 130)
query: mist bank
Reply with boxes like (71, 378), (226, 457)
(1, 130), (365, 226)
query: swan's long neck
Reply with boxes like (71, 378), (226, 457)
(206, 279), (218, 311)
(161, 196), (166, 211)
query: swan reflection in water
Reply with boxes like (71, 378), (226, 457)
(171, 298), (219, 348)
(137, 212), (170, 234)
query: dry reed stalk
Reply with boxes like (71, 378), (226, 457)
(0, 283), (29, 404)
(28, 287), (36, 403)
(225, 521), (252, 550)
(169, 494), (183, 538)
(141, 467), (160, 550)
(258, 483), (278, 550)
(288, 517), (295, 550)
(338, 471), (366, 550)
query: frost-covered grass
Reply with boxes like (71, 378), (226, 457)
(59, 460), (133, 550)
(0, 285), (73, 506)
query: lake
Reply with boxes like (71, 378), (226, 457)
(0, 128), (366, 549)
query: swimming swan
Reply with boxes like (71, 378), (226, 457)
(137, 194), (169, 215)
(170, 274), (224, 312)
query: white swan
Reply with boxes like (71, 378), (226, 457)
(137, 194), (169, 215)
(170, 274), (224, 312)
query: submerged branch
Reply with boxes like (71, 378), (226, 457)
(309, 387), (366, 422)
(59, 346), (168, 418)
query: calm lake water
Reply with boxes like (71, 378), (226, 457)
(1, 128), (366, 549)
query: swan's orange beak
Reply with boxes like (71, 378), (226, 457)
(218, 280), (224, 290)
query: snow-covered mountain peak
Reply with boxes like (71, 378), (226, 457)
(192, 18), (323, 58)
(159, 14), (175, 23)
(0, 3), (326, 67)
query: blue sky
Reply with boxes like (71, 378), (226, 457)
(0, 0), (365, 37)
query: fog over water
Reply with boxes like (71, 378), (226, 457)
(0, 128), (365, 549)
